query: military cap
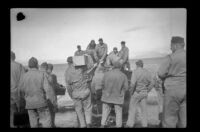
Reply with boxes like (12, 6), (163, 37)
(121, 41), (126, 44)
(98, 38), (103, 41)
(40, 62), (48, 70)
(136, 60), (143, 67)
(67, 56), (73, 63)
(113, 47), (117, 50)
(28, 57), (38, 68)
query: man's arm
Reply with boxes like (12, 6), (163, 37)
(129, 72), (137, 95)
(100, 44), (108, 62)
(43, 74), (57, 106)
(122, 48), (129, 63)
(147, 72), (155, 93)
(123, 75), (129, 91)
(64, 71), (73, 99)
(158, 55), (171, 80)
(93, 50), (99, 62)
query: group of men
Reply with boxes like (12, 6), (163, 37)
(11, 54), (60, 127)
(10, 36), (186, 128)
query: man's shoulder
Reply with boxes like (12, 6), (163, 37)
(125, 46), (129, 51)
(11, 61), (23, 68)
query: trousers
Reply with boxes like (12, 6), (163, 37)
(126, 91), (148, 127)
(10, 103), (18, 128)
(101, 103), (123, 127)
(162, 87), (186, 128)
(27, 106), (52, 128)
(73, 93), (92, 128)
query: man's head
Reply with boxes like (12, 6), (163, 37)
(28, 57), (38, 69)
(67, 56), (73, 64)
(121, 41), (126, 48)
(98, 38), (103, 45)
(77, 45), (81, 51)
(47, 63), (53, 74)
(90, 40), (96, 49)
(136, 60), (143, 68)
(11, 51), (16, 61)
(40, 62), (48, 72)
(113, 47), (118, 54)
(170, 36), (185, 53)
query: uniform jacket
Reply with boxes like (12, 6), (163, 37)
(47, 73), (58, 105)
(18, 68), (55, 109)
(130, 67), (154, 94)
(65, 64), (92, 100)
(74, 50), (85, 56)
(11, 61), (25, 105)
(95, 43), (108, 61)
(101, 69), (128, 105)
(86, 49), (98, 63)
(118, 46), (129, 64)
(106, 51), (120, 67)
(158, 49), (186, 89)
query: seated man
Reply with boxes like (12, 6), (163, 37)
(86, 40), (98, 63)
(74, 45), (85, 56)
(106, 47), (120, 69)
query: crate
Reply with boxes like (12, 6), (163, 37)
(73, 55), (88, 66)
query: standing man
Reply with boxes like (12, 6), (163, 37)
(18, 58), (53, 128)
(118, 41), (130, 71)
(158, 36), (186, 128)
(74, 45), (85, 56)
(65, 56), (93, 128)
(46, 63), (58, 127)
(95, 38), (108, 64)
(126, 60), (154, 128)
(10, 51), (25, 128)
(101, 61), (128, 128)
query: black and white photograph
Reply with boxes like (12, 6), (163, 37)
(10, 8), (186, 128)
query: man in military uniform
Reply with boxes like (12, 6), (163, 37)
(95, 38), (108, 64)
(10, 51), (25, 127)
(43, 63), (58, 127)
(158, 36), (186, 128)
(126, 60), (154, 128)
(65, 56), (93, 128)
(118, 41), (130, 71)
(101, 61), (129, 128)
(18, 58), (54, 128)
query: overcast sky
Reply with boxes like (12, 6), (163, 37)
(11, 8), (186, 65)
